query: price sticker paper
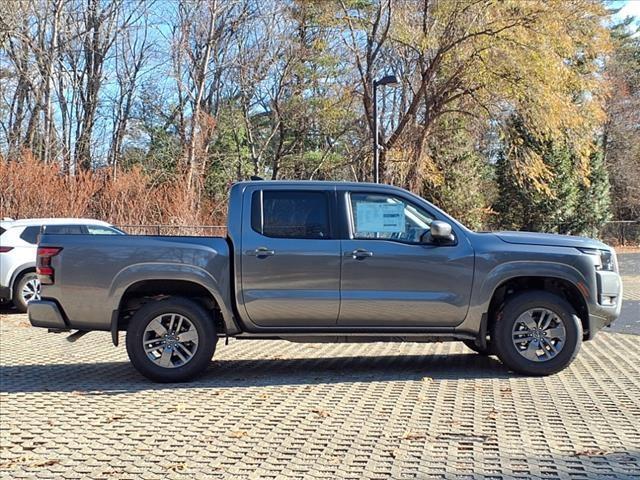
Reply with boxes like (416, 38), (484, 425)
(356, 202), (405, 233)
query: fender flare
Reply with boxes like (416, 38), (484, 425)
(461, 260), (590, 335)
(107, 262), (239, 335)
(480, 261), (589, 308)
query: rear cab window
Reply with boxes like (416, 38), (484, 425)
(85, 225), (122, 235)
(251, 190), (331, 239)
(43, 225), (84, 235)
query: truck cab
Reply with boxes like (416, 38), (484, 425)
(231, 182), (474, 330)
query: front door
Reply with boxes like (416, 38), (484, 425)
(339, 191), (474, 327)
(240, 189), (341, 327)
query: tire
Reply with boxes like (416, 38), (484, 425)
(463, 339), (494, 356)
(14, 272), (41, 313)
(125, 297), (217, 382)
(491, 290), (582, 376)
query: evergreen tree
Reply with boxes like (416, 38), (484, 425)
(421, 118), (495, 231)
(570, 150), (612, 237)
(494, 118), (610, 235)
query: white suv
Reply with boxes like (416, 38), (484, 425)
(0, 218), (124, 312)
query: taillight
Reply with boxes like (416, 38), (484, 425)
(36, 247), (62, 285)
(0, 246), (14, 253)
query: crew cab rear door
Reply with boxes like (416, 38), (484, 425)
(239, 186), (341, 327)
(338, 188), (474, 327)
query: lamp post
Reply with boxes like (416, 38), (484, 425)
(372, 74), (399, 183)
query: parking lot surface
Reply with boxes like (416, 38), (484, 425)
(0, 253), (638, 479)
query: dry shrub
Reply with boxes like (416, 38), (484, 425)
(0, 153), (225, 231)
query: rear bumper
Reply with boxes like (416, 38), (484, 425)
(28, 300), (67, 329)
(0, 286), (10, 301)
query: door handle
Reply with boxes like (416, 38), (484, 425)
(247, 247), (275, 257)
(350, 248), (373, 259)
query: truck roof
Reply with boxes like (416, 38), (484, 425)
(235, 180), (399, 189)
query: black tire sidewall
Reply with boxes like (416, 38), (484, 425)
(492, 291), (583, 376)
(14, 272), (39, 313)
(125, 297), (217, 382)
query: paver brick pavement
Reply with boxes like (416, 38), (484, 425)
(1, 314), (639, 479)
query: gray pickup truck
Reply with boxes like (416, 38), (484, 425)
(28, 181), (622, 382)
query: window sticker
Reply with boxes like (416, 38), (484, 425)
(356, 202), (405, 233)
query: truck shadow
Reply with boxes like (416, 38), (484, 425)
(1, 353), (511, 394)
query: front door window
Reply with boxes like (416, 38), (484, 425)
(349, 193), (434, 243)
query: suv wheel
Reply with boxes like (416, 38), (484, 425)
(491, 291), (582, 376)
(14, 272), (41, 313)
(125, 297), (217, 382)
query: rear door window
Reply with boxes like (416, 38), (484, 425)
(251, 190), (331, 239)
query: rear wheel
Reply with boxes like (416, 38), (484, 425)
(491, 291), (582, 376)
(14, 272), (40, 313)
(125, 297), (217, 382)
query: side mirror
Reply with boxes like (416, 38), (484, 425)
(421, 220), (455, 244)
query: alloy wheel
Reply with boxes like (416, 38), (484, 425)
(21, 277), (41, 304)
(142, 313), (199, 368)
(511, 308), (566, 362)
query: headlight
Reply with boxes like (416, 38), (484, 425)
(578, 248), (615, 271)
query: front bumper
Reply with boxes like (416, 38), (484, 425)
(28, 300), (68, 329)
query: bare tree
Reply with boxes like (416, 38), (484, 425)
(109, 6), (153, 175)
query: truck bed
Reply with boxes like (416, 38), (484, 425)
(36, 233), (231, 331)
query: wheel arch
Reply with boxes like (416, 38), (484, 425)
(116, 279), (224, 337)
(108, 262), (239, 334)
(487, 275), (589, 339)
(107, 263), (240, 341)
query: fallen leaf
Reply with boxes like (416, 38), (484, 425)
(106, 414), (125, 423)
(573, 448), (611, 457)
(487, 408), (500, 420)
(166, 463), (187, 472)
(403, 432), (427, 441)
(166, 404), (188, 413)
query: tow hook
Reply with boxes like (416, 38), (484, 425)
(66, 330), (89, 343)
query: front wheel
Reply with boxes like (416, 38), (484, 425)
(491, 291), (583, 376)
(125, 297), (217, 382)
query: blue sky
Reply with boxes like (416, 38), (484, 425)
(610, 0), (640, 26)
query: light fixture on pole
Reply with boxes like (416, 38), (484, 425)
(373, 74), (399, 183)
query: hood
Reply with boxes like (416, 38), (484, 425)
(493, 231), (609, 249)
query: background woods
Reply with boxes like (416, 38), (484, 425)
(0, 0), (638, 239)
